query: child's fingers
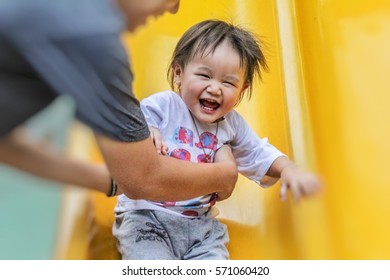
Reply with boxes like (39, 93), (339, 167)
(287, 180), (302, 202)
(161, 141), (169, 155)
(279, 183), (288, 201)
(154, 138), (163, 154)
(150, 127), (163, 154)
(300, 174), (323, 197)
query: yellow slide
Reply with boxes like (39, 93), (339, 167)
(2, 0), (390, 260)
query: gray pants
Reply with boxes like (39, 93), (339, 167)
(113, 209), (229, 260)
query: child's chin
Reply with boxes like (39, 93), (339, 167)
(197, 115), (216, 124)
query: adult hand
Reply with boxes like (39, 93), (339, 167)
(214, 144), (237, 201)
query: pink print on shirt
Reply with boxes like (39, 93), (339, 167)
(195, 132), (218, 150)
(170, 126), (219, 163)
(174, 126), (193, 146)
(169, 148), (191, 161)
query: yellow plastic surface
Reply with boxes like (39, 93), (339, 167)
(62, 0), (390, 259)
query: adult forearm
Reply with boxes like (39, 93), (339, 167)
(0, 130), (111, 193)
(96, 134), (238, 201)
(144, 155), (238, 201)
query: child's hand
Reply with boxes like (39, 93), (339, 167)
(149, 127), (169, 155)
(279, 164), (322, 202)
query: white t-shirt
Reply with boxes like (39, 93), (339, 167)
(115, 91), (286, 218)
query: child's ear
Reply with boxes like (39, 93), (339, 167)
(241, 82), (249, 92)
(173, 65), (182, 86)
(235, 83), (250, 106)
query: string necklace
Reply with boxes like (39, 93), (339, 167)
(189, 111), (219, 163)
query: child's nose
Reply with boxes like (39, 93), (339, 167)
(207, 82), (222, 95)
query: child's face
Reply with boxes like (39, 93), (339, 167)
(175, 41), (248, 124)
(118, 0), (180, 31)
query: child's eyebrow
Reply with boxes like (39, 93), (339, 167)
(196, 66), (242, 83)
(224, 76), (241, 83)
(196, 66), (212, 72)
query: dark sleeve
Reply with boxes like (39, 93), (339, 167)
(20, 34), (150, 142)
(0, 38), (56, 136)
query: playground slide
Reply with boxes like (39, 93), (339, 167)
(2, 0), (390, 260)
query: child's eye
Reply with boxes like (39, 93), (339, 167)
(197, 73), (210, 78)
(223, 81), (235, 87)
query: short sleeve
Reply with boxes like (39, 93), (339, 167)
(0, 0), (150, 142)
(20, 35), (150, 142)
(229, 112), (286, 187)
(140, 91), (176, 129)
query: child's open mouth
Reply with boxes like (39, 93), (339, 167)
(200, 99), (220, 112)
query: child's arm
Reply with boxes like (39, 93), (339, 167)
(266, 156), (322, 201)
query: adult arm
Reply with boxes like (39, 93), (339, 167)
(0, 124), (237, 200)
(0, 128), (111, 193)
(213, 144), (237, 201)
(95, 133), (238, 202)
